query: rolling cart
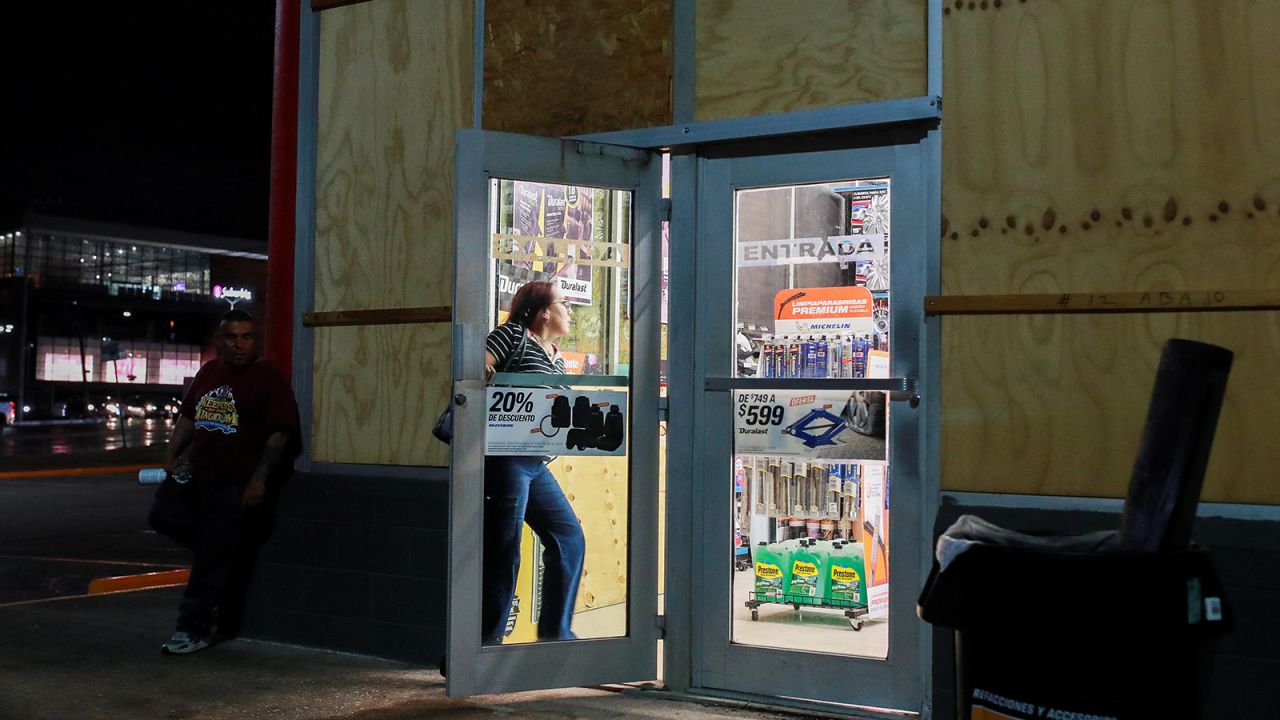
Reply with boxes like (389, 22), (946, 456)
(745, 596), (868, 631)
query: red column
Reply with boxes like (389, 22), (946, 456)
(265, 0), (300, 373)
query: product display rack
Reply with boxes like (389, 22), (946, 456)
(745, 536), (871, 631)
(729, 177), (894, 637)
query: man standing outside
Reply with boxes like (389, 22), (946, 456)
(149, 309), (300, 654)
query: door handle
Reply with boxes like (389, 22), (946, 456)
(889, 390), (920, 408)
(452, 380), (485, 412)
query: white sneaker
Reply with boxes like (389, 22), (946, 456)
(161, 631), (211, 655)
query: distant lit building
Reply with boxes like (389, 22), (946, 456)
(0, 213), (267, 423)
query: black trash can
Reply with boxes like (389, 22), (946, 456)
(918, 517), (1233, 720)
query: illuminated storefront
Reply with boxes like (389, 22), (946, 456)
(0, 214), (267, 422)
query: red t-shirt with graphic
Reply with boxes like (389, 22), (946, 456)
(180, 358), (300, 485)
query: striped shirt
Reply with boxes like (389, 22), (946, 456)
(486, 322), (565, 374)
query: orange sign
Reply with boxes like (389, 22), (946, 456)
(560, 351), (587, 375)
(774, 286), (875, 335)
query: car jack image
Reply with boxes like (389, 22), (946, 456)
(782, 407), (847, 448)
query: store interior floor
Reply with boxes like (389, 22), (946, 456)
(732, 568), (888, 658)
(572, 601), (627, 639)
(561, 575), (888, 660)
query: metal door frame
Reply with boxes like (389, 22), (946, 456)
(447, 128), (663, 696)
(669, 127), (937, 713)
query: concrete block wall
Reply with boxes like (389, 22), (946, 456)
(242, 469), (449, 664)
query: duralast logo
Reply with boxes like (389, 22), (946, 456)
(558, 278), (588, 292)
(832, 566), (860, 583)
(792, 560), (818, 577)
(498, 276), (525, 294)
(755, 562), (782, 579)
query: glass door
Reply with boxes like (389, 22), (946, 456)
(686, 140), (927, 711)
(448, 130), (663, 696)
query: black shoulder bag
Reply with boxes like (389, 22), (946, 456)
(432, 329), (529, 444)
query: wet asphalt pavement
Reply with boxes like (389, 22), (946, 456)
(1, 419), (173, 460)
(0, 471), (184, 605)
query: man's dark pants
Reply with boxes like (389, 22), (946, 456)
(148, 477), (265, 637)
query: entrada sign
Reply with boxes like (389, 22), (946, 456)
(737, 234), (887, 267)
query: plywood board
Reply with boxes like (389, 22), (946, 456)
(940, 0), (1280, 503)
(550, 455), (630, 611)
(483, 0), (672, 137)
(312, 0), (472, 466)
(941, 312), (1280, 505)
(941, 0), (1280, 295)
(315, 0), (473, 312)
(311, 323), (451, 467)
(695, 0), (926, 122)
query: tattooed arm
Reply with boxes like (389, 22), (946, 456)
(165, 417), (195, 472)
(242, 431), (291, 508)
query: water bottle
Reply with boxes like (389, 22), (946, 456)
(138, 463), (193, 485)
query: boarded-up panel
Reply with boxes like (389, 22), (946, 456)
(695, 0), (927, 122)
(483, 0), (672, 137)
(942, 313), (1280, 504)
(311, 323), (451, 466)
(941, 1), (1280, 503)
(554, 456), (629, 611)
(313, 1), (472, 466)
(315, 0), (471, 312)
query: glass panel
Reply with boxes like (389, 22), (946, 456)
(657, 151), (670, 680)
(481, 179), (632, 645)
(10, 233), (213, 297)
(730, 178), (892, 658)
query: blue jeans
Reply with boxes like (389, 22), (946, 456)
(482, 456), (585, 644)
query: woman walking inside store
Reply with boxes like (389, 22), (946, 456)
(481, 280), (585, 644)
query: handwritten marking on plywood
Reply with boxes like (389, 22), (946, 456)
(695, 0), (926, 122)
(315, 0), (472, 312)
(925, 289), (1280, 316)
(942, 0), (1280, 295)
(941, 1), (1280, 504)
(311, 323), (450, 467)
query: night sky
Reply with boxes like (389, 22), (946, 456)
(2, 3), (277, 241)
